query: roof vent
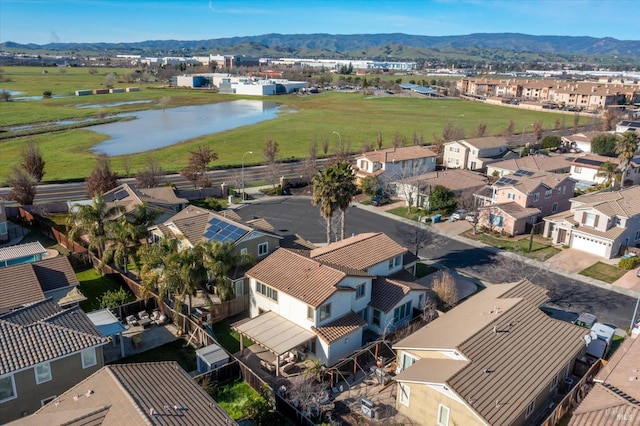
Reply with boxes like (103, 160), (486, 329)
(85, 389), (93, 397)
(495, 400), (505, 408)
(149, 407), (157, 416)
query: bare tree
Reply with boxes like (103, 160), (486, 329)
(361, 142), (373, 153)
(0, 90), (11, 102)
(442, 120), (465, 142)
(104, 73), (115, 89)
(376, 130), (383, 149)
(262, 139), (282, 189)
(263, 139), (279, 164)
(396, 222), (441, 257)
(122, 156), (132, 178)
(572, 113), (580, 134)
(6, 166), (37, 205)
(158, 96), (171, 110)
(533, 120), (543, 141)
(298, 141), (319, 183)
(474, 122), (487, 138)
(387, 161), (435, 214)
(136, 156), (164, 188)
(321, 136), (330, 155)
(432, 271), (459, 309)
(88, 67), (98, 75)
(392, 131), (405, 148)
(456, 188), (483, 234)
(503, 119), (515, 138)
(181, 146), (218, 188)
(86, 153), (118, 197)
(20, 140), (45, 182)
(287, 375), (327, 419)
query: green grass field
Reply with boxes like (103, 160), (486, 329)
(0, 65), (591, 184)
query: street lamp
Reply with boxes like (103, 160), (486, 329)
(332, 130), (342, 148)
(521, 123), (533, 146)
(241, 151), (253, 201)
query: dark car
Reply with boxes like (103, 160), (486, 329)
(371, 194), (391, 206)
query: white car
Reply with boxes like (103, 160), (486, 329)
(465, 213), (477, 223)
(451, 209), (466, 220)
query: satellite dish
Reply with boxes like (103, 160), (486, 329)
(583, 334), (592, 345)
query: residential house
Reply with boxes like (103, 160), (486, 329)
(236, 233), (425, 369)
(393, 169), (488, 209)
(0, 242), (47, 268)
(148, 205), (281, 297)
(442, 136), (513, 171)
(103, 183), (188, 224)
(560, 131), (608, 154)
(486, 153), (574, 178)
(543, 186), (640, 258)
(0, 201), (8, 243)
(570, 154), (621, 187)
(569, 335), (640, 425)
(478, 170), (576, 236)
(0, 299), (108, 423)
(616, 120), (640, 133)
(0, 256), (86, 314)
(354, 145), (437, 183)
(9, 362), (237, 426)
(393, 280), (588, 426)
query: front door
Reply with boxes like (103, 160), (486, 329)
(558, 229), (566, 244)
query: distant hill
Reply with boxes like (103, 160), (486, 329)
(2, 33), (640, 58)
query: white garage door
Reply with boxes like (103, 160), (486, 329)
(571, 234), (609, 257)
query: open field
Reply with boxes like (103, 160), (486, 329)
(0, 66), (591, 183)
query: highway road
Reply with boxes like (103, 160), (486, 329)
(234, 197), (637, 329)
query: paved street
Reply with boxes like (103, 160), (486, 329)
(235, 195), (638, 329)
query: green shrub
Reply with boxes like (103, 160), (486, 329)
(618, 256), (640, 270)
(204, 197), (223, 211)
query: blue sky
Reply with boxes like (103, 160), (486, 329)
(1, 0), (638, 45)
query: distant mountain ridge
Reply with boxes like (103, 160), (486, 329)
(2, 33), (640, 57)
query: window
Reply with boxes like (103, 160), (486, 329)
(387, 255), (402, 270)
(258, 242), (268, 257)
(574, 166), (582, 173)
(399, 383), (411, 407)
(41, 395), (56, 406)
(507, 193), (515, 200)
(533, 192), (540, 202)
(81, 348), (97, 369)
(240, 247), (248, 256)
(525, 400), (535, 418)
(551, 375), (559, 391)
(319, 304), (331, 321)
(256, 282), (278, 302)
(552, 202), (558, 213)
(0, 222), (6, 235)
(437, 404), (450, 426)
(35, 362), (52, 384)
(358, 308), (368, 322)
(355, 283), (366, 299)
(401, 353), (417, 370)
(562, 186), (566, 195)
(584, 212), (596, 227)
(636, 230), (640, 241)
(393, 301), (412, 324)
(0, 375), (16, 403)
(307, 306), (314, 321)
(489, 213), (503, 227)
(545, 189), (553, 199)
(372, 309), (381, 327)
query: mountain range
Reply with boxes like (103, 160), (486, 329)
(2, 33), (640, 59)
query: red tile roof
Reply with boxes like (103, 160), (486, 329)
(312, 311), (367, 344)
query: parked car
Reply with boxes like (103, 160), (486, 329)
(465, 213), (477, 223)
(451, 209), (466, 220)
(573, 312), (597, 329)
(637, 268), (640, 278)
(371, 194), (391, 206)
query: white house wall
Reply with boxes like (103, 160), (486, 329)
(366, 258), (405, 276)
(570, 165), (606, 184)
(324, 327), (364, 366)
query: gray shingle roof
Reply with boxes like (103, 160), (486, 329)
(0, 263), (45, 312)
(0, 299), (107, 375)
(32, 256), (80, 291)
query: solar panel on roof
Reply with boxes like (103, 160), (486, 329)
(113, 189), (128, 200)
(204, 217), (247, 243)
(513, 169), (534, 177)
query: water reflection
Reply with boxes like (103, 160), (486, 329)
(91, 100), (282, 156)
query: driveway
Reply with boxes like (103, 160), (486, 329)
(613, 267), (640, 292)
(545, 248), (604, 274)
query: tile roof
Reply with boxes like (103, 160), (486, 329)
(571, 186), (640, 218)
(459, 136), (509, 149)
(312, 311), (367, 344)
(32, 256), (80, 291)
(489, 154), (575, 173)
(569, 385), (640, 426)
(357, 145), (437, 164)
(0, 299), (107, 374)
(402, 169), (488, 192)
(0, 263), (45, 312)
(369, 271), (427, 313)
(482, 202), (541, 220)
(310, 232), (407, 271)
(245, 217), (275, 232)
(18, 362), (237, 426)
(247, 248), (346, 307)
(0, 241), (46, 263)
(395, 281), (586, 426)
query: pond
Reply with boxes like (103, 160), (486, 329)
(90, 100), (283, 156)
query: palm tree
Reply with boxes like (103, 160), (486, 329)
(595, 161), (621, 188)
(615, 131), (639, 187)
(312, 166), (340, 244)
(102, 217), (138, 273)
(200, 240), (254, 301)
(170, 245), (208, 318)
(67, 194), (124, 259)
(332, 161), (358, 240)
(130, 202), (161, 242)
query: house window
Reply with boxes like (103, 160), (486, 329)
(372, 309), (381, 327)
(258, 242), (268, 257)
(533, 193), (540, 202)
(401, 353), (417, 370)
(35, 362), (52, 384)
(257, 282), (278, 302)
(358, 308), (368, 322)
(41, 395), (56, 406)
(388, 255), (402, 269)
(507, 193), (515, 200)
(575, 167), (582, 173)
(240, 248), (248, 256)
(584, 212), (596, 227)
(393, 301), (412, 324)
(0, 374), (16, 403)
(437, 404), (450, 426)
(307, 306), (314, 321)
(562, 186), (566, 195)
(355, 283), (366, 299)
(545, 189), (553, 199)
(636, 230), (640, 241)
(489, 213), (503, 227)
(319, 303), (331, 321)
(399, 383), (411, 407)
(81, 348), (97, 369)
(418, 293), (424, 309)
(552, 203), (558, 213)
(551, 375), (559, 391)
(0, 222), (6, 235)
(525, 400), (535, 418)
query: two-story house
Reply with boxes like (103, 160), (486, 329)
(103, 183), (189, 224)
(478, 170), (576, 236)
(560, 131), (607, 153)
(442, 136), (513, 171)
(235, 233), (425, 370)
(393, 280), (588, 426)
(543, 186), (640, 258)
(570, 154), (621, 187)
(0, 299), (108, 423)
(148, 205), (281, 298)
(486, 153), (574, 178)
(354, 145), (437, 183)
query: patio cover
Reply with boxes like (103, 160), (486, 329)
(233, 311), (315, 356)
(87, 309), (126, 357)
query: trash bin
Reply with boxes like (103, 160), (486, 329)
(432, 214), (441, 223)
(228, 195), (234, 204)
(361, 398), (374, 417)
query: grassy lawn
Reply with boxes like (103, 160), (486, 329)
(416, 262), (438, 278)
(579, 262), (627, 283)
(75, 267), (135, 312)
(462, 230), (561, 261)
(386, 206), (434, 221)
(210, 320), (253, 354)
(111, 338), (197, 372)
(210, 379), (260, 420)
(0, 65), (589, 183)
